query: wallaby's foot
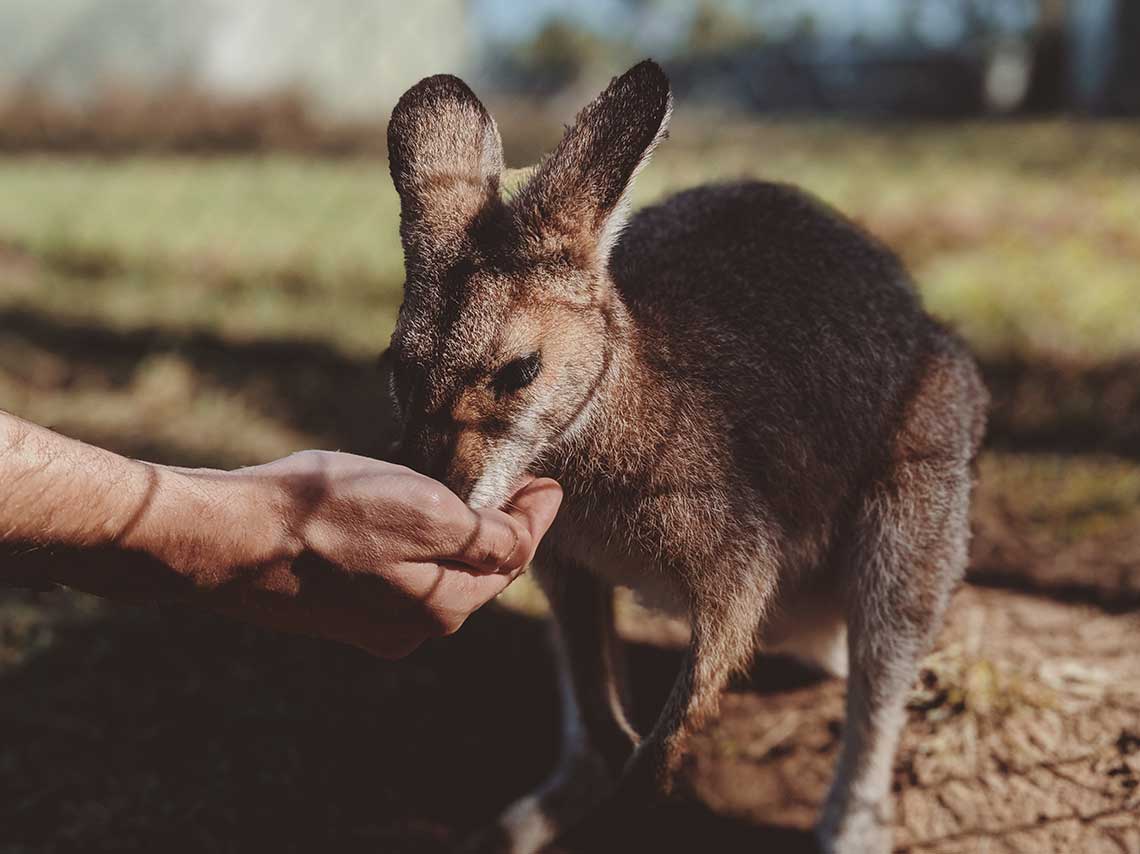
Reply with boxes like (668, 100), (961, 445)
(462, 751), (614, 854)
(815, 798), (893, 854)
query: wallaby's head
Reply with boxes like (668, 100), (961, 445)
(384, 61), (671, 507)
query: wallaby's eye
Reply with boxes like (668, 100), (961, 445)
(492, 352), (542, 396)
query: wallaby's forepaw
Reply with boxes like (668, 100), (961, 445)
(815, 800), (894, 854)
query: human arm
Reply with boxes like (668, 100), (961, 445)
(0, 411), (561, 658)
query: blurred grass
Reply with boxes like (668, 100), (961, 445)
(977, 453), (1140, 544)
(0, 156), (404, 357)
(1, 119), (1138, 362)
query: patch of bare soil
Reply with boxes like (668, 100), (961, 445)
(969, 501), (1140, 611)
(685, 586), (1140, 854)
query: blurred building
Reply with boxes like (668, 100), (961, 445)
(0, 0), (472, 119)
(0, 0), (1135, 117)
(199, 0), (472, 118)
(482, 0), (1140, 116)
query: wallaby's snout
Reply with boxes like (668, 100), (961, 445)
(392, 421), (460, 493)
(392, 415), (497, 506)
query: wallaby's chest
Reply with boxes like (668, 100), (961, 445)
(541, 498), (690, 617)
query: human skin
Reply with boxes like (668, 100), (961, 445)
(0, 411), (562, 658)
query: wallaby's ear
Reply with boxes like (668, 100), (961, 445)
(514, 60), (672, 268)
(388, 74), (504, 262)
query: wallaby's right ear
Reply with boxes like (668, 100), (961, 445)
(388, 75), (503, 261)
(514, 60), (672, 268)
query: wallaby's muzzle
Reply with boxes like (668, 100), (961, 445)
(394, 420), (495, 507)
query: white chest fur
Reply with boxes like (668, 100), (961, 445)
(546, 510), (689, 617)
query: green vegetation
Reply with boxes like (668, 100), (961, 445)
(2, 119), (1138, 362)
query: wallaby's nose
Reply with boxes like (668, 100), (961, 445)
(397, 427), (476, 502)
(396, 428), (447, 479)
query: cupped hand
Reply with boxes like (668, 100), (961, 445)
(185, 451), (562, 658)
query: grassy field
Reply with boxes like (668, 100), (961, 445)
(2, 119), (1140, 362)
(2, 118), (1140, 852)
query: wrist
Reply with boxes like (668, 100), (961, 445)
(127, 464), (297, 593)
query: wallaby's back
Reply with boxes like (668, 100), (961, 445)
(609, 180), (979, 531)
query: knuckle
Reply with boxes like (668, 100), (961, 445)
(289, 448), (324, 467)
(415, 482), (461, 522)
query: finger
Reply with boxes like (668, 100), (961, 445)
(448, 506), (533, 573)
(502, 478), (562, 565)
(432, 566), (515, 622)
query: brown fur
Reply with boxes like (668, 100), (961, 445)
(384, 61), (988, 854)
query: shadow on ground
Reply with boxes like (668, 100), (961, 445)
(547, 802), (819, 854)
(0, 588), (830, 854)
(0, 306), (396, 466)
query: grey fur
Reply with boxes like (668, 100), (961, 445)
(384, 61), (988, 854)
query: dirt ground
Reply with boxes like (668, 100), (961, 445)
(686, 586), (1140, 854)
(3, 568), (1137, 854)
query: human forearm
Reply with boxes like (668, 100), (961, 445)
(0, 411), (273, 597)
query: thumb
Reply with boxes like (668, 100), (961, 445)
(501, 478), (562, 571)
(451, 479), (562, 574)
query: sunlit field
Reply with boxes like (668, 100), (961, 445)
(2, 119), (1139, 361)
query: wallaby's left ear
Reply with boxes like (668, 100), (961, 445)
(513, 60), (672, 267)
(388, 74), (504, 263)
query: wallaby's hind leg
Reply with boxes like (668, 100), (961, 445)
(817, 454), (973, 854)
(476, 563), (638, 854)
(613, 558), (777, 799)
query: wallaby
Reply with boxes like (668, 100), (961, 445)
(382, 61), (987, 854)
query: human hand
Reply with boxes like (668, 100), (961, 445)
(0, 413), (560, 657)
(158, 451), (562, 658)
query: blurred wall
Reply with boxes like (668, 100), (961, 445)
(0, 0), (472, 118)
(0, 0), (1136, 118)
